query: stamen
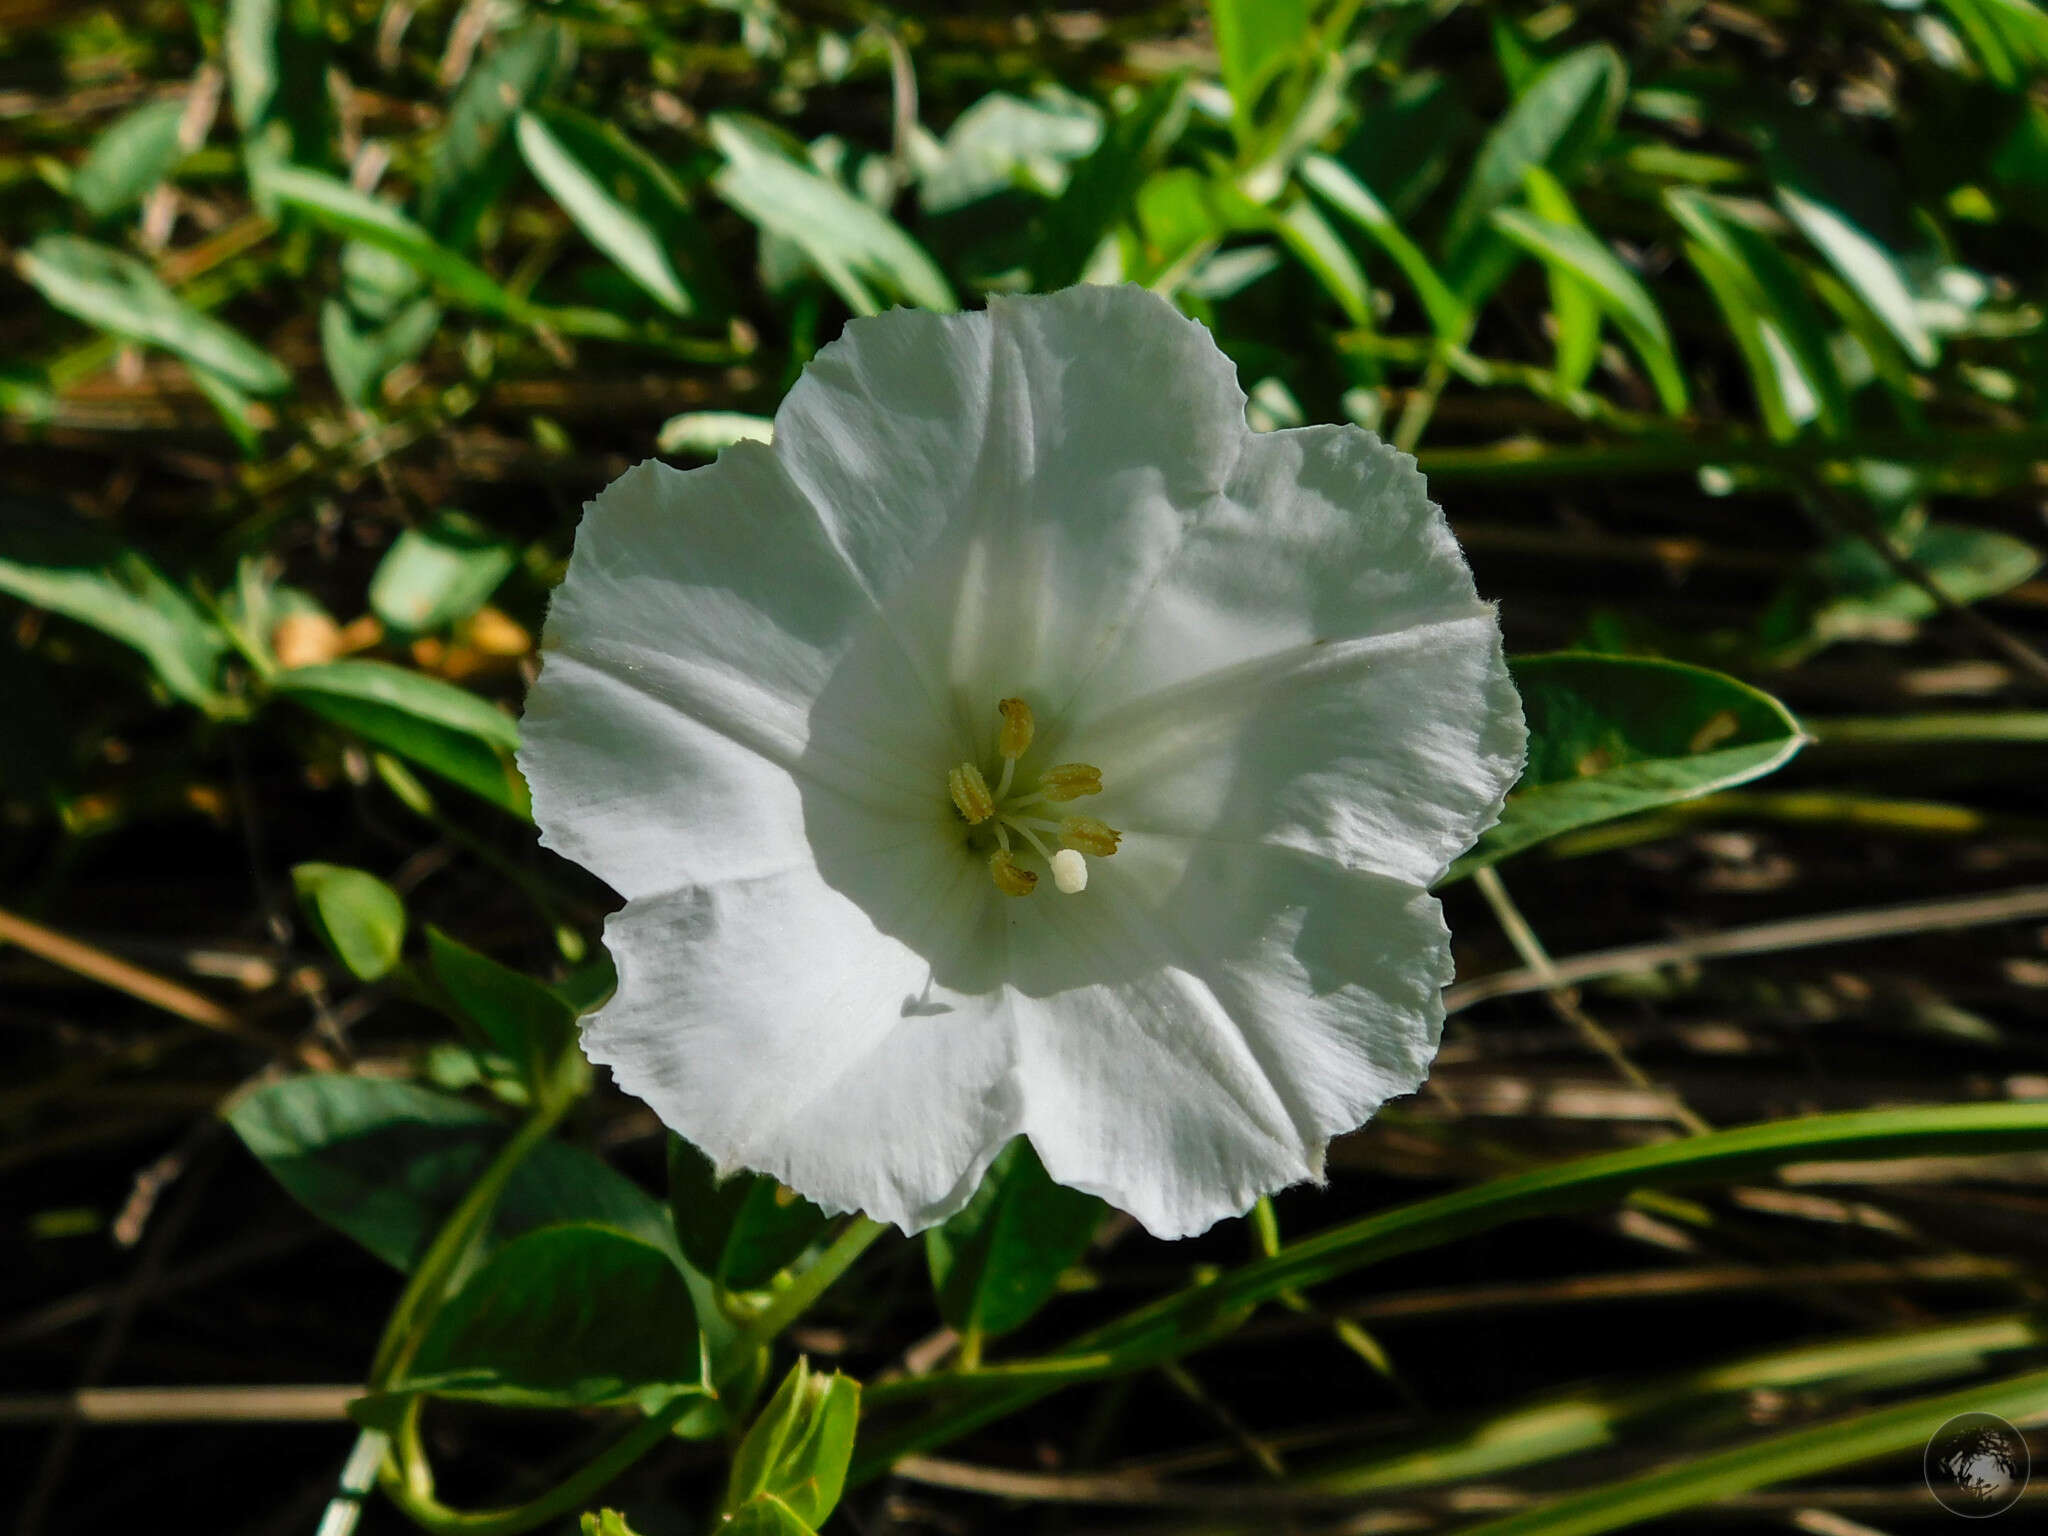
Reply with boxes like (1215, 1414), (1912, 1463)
(1059, 816), (1121, 857)
(948, 762), (994, 824)
(1038, 763), (1103, 801)
(989, 848), (1037, 897)
(1002, 816), (1059, 866)
(997, 697), (1035, 759)
(1051, 849), (1088, 894)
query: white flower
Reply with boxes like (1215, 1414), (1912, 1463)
(519, 285), (1524, 1240)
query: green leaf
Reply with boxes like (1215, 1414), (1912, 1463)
(320, 295), (440, 408)
(73, 98), (188, 220)
(0, 500), (227, 710)
(1665, 189), (1846, 440)
(258, 164), (525, 319)
(1298, 153), (1468, 340)
(1442, 45), (1625, 274)
(1517, 167), (1599, 393)
(274, 659), (528, 816)
(855, 1099), (2048, 1478)
(1802, 521), (2042, 645)
(367, 511), (515, 635)
(724, 1360), (861, 1529)
(425, 928), (580, 1106)
(581, 1512), (647, 1536)
(1490, 207), (1688, 413)
(516, 111), (693, 316)
(668, 1137), (828, 1292)
(425, 22), (570, 247)
(1208, 0), (1311, 140)
(225, 1076), (678, 1271)
(19, 235), (288, 396)
(401, 1223), (702, 1407)
(1773, 180), (1936, 368)
(292, 864), (406, 982)
(1033, 78), (1189, 289)
(927, 1139), (1102, 1340)
(710, 115), (954, 315)
(916, 89), (1102, 214)
(1444, 653), (1807, 876)
(656, 411), (774, 458)
(1447, 1366), (2048, 1536)
(225, 0), (280, 132)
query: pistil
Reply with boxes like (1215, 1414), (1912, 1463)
(946, 696), (1120, 898)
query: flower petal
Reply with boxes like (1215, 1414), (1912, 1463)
(1010, 841), (1450, 1239)
(587, 846), (1022, 1232)
(521, 448), (957, 900)
(771, 286), (1249, 728)
(1062, 425), (1525, 886)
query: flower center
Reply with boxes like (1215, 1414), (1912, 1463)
(946, 696), (1121, 897)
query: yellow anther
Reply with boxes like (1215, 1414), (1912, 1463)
(1038, 763), (1102, 801)
(1059, 816), (1121, 857)
(988, 848), (1037, 897)
(997, 697), (1035, 759)
(948, 762), (994, 824)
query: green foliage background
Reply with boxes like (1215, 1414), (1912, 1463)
(6, 0), (2048, 1532)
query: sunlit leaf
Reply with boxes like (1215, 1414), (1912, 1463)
(516, 111), (693, 315)
(274, 659), (528, 816)
(19, 235), (288, 395)
(292, 863), (406, 981)
(368, 510), (515, 635)
(73, 98), (187, 220)
(1447, 654), (1805, 877)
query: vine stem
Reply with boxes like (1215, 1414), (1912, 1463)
(368, 1101), (567, 1389)
(732, 1216), (891, 1360)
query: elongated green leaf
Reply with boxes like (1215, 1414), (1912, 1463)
(1519, 167), (1599, 393)
(1319, 1312), (2047, 1494)
(668, 1137), (829, 1292)
(516, 111), (692, 315)
(1666, 189), (1847, 440)
(1299, 154), (1467, 339)
(1491, 209), (1688, 413)
(73, 98), (187, 220)
(425, 21), (569, 247)
(225, 1076), (677, 1271)
(258, 164), (524, 318)
(711, 115), (954, 314)
(0, 502), (228, 710)
(368, 510), (515, 635)
(1209, 0), (1311, 139)
(1442, 45), (1625, 270)
(1449, 1366), (2048, 1536)
(1775, 181), (1936, 367)
(927, 1139), (1103, 1340)
(402, 1223), (702, 1406)
(855, 1099), (2048, 1478)
(19, 235), (287, 395)
(292, 864), (406, 982)
(274, 659), (528, 816)
(1451, 654), (1804, 876)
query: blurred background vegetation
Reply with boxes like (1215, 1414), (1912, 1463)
(7, 0), (2048, 1531)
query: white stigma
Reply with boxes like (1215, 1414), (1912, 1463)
(1051, 848), (1088, 894)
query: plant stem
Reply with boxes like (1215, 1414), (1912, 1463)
(367, 1101), (566, 1389)
(732, 1216), (890, 1360)
(377, 1391), (700, 1536)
